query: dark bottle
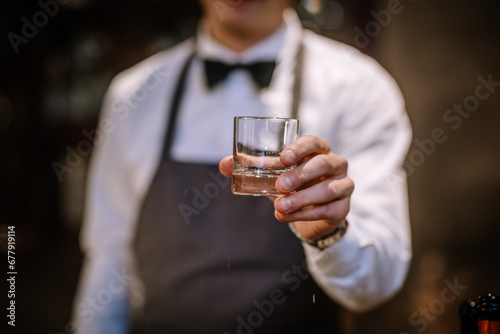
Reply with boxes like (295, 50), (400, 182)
(460, 299), (479, 334)
(477, 294), (500, 334)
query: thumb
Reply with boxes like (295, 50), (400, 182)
(219, 156), (233, 178)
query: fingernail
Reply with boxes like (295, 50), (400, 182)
(278, 176), (292, 192)
(282, 149), (295, 165)
(277, 197), (291, 212)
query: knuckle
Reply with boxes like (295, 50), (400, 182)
(338, 200), (351, 218)
(315, 154), (334, 175)
(276, 212), (290, 222)
(347, 177), (355, 192)
(317, 154), (347, 176)
(326, 180), (339, 198)
(302, 134), (315, 141)
(296, 191), (308, 208)
(329, 208), (341, 221)
(318, 154), (330, 166)
(297, 135), (313, 148)
(320, 138), (332, 152)
(295, 166), (307, 184)
(319, 203), (336, 220)
(325, 203), (344, 221)
(338, 157), (348, 172)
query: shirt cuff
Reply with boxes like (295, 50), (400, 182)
(301, 217), (368, 276)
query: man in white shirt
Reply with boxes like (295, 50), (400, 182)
(73, 0), (412, 333)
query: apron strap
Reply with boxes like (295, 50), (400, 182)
(291, 41), (304, 120)
(163, 51), (196, 159)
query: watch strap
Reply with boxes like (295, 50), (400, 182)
(290, 220), (348, 250)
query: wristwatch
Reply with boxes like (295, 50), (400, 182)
(290, 220), (348, 250)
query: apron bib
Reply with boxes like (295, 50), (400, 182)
(133, 40), (341, 334)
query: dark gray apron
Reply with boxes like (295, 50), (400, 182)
(133, 41), (341, 334)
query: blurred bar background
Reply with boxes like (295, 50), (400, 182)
(0, 0), (499, 333)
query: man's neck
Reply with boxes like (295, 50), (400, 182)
(206, 19), (284, 53)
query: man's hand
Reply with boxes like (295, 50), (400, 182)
(219, 135), (354, 241)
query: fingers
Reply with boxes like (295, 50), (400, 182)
(276, 153), (348, 193)
(219, 156), (233, 178)
(274, 177), (354, 220)
(274, 135), (353, 224)
(280, 135), (332, 166)
(275, 195), (351, 223)
(273, 135), (353, 240)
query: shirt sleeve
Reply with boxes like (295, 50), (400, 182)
(72, 75), (139, 333)
(304, 58), (413, 313)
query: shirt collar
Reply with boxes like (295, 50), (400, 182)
(196, 8), (303, 65)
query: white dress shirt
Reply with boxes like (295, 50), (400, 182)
(73, 9), (412, 333)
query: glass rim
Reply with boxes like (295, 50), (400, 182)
(234, 116), (299, 121)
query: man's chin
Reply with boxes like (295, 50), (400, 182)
(215, 2), (265, 28)
(219, 18), (261, 37)
(215, 0), (267, 11)
(209, 0), (287, 39)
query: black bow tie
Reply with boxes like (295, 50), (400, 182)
(203, 59), (277, 89)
